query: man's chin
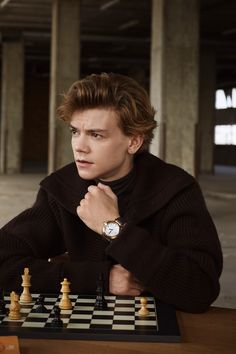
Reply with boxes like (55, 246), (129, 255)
(76, 168), (97, 181)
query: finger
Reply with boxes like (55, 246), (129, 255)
(79, 199), (86, 206)
(84, 192), (91, 200)
(97, 183), (116, 199)
(132, 284), (144, 293)
(128, 288), (142, 296)
(113, 287), (142, 296)
(87, 185), (98, 193)
(76, 205), (81, 216)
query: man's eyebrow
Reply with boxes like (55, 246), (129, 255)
(69, 124), (77, 130)
(87, 128), (108, 133)
(69, 124), (108, 132)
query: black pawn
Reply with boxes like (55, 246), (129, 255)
(51, 306), (63, 327)
(35, 294), (48, 313)
(94, 273), (107, 310)
(0, 289), (7, 316)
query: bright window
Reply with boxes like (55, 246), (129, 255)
(214, 125), (236, 145)
(215, 88), (236, 109)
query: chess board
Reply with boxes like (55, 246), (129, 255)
(0, 293), (180, 342)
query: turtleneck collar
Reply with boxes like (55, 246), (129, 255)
(95, 166), (136, 197)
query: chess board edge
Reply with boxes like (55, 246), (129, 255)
(0, 294), (181, 343)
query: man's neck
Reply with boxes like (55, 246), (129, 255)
(96, 167), (136, 197)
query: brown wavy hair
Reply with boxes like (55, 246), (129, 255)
(57, 72), (157, 151)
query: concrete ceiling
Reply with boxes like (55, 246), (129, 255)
(0, 0), (236, 89)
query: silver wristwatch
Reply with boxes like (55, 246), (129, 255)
(102, 217), (125, 241)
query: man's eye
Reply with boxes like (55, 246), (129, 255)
(70, 127), (77, 135)
(91, 132), (103, 139)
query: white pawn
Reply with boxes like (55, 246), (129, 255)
(59, 278), (72, 310)
(20, 267), (32, 303)
(138, 297), (150, 317)
(9, 291), (21, 320)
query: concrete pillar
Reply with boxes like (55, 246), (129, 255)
(150, 0), (199, 176)
(0, 39), (24, 174)
(199, 49), (216, 174)
(150, 0), (165, 160)
(49, 0), (80, 173)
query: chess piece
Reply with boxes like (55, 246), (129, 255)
(35, 294), (48, 313)
(59, 278), (72, 310)
(9, 291), (21, 320)
(138, 297), (149, 317)
(94, 273), (107, 310)
(51, 306), (63, 327)
(20, 268), (32, 303)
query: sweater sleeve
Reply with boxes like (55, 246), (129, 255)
(106, 182), (223, 313)
(0, 187), (111, 294)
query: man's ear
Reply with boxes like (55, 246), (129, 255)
(128, 135), (144, 154)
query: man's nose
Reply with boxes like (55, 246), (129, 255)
(73, 135), (90, 153)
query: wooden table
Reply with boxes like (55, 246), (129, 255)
(19, 307), (236, 354)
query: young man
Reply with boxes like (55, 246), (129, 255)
(0, 73), (223, 313)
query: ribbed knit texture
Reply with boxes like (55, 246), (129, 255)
(0, 152), (223, 313)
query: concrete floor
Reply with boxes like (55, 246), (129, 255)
(0, 166), (235, 309)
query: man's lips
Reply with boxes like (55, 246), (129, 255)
(76, 159), (93, 166)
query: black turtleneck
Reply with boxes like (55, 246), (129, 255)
(95, 167), (136, 218)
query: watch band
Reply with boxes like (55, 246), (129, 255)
(115, 217), (126, 226)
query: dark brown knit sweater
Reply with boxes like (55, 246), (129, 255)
(0, 152), (223, 313)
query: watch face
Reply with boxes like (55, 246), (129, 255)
(104, 222), (120, 237)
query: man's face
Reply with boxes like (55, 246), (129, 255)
(70, 108), (139, 181)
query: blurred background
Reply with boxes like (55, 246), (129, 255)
(0, 0), (235, 308)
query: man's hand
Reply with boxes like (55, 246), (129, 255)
(76, 183), (119, 234)
(109, 264), (144, 296)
